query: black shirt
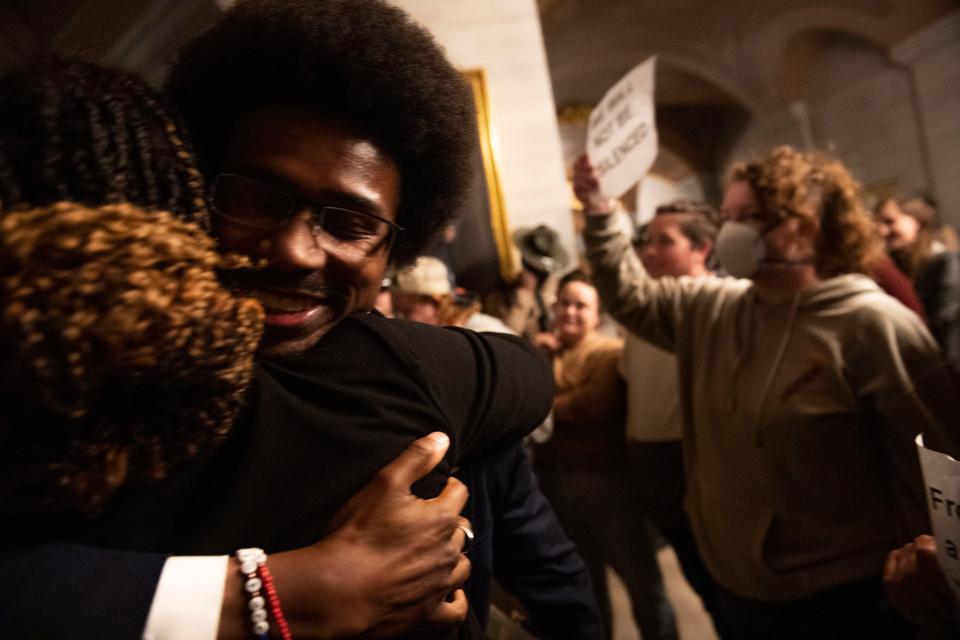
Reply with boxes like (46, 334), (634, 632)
(8, 312), (552, 552)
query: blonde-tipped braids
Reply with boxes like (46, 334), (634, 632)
(0, 202), (263, 516)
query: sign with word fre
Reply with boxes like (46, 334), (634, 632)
(587, 56), (658, 199)
(916, 434), (960, 601)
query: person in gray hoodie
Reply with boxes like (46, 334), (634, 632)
(574, 145), (960, 639)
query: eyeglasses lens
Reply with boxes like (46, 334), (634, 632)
(214, 175), (296, 228)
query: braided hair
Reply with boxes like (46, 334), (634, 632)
(0, 55), (263, 516)
(0, 54), (208, 230)
(0, 203), (262, 516)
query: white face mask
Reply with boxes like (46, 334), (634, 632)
(715, 220), (766, 278)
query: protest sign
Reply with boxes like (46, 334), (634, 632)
(916, 434), (960, 601)
(587, 56), (658, 198)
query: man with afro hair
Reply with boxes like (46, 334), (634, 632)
(0, 52), (483, 640)
(1, 2), (598, 639)
(165, 0), (478, 356)
(161, 2), (600, 637)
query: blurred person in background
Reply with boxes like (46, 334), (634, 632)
(623, 200), (731, 637)
(390, 255), (604, 639)
(576, 145), (960, 639)
(876, 194), (960, 369)
(393, 256), (512, 333)
(875, 194), (959, 278)
(534, 270), (677, 640)
(485, 225), (569, 339)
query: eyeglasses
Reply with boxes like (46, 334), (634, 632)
(211, 173), (403, 259)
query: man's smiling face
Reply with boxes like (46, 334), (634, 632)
(216, 104), (401, 357)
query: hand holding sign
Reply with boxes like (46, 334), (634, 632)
(572, 155), (617, 214)
(884, 535), (958, 629)
(906, 434), (960, 630)
(586, 56), (658, 198)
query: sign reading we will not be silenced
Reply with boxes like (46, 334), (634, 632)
(586, 56), (658, 199)
(916, 434), (960, 602)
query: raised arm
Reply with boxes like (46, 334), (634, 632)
(575, 155), (693, 352)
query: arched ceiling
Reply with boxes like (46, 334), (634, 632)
(541, 0), (954, 184)
(539, 0), (956, 114)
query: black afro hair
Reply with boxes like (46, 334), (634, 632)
(166, 0), (478, 267)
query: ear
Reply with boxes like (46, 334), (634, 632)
(696, 240), (713, 260)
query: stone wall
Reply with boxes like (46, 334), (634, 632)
(893, 10), (960, 227)
(727, 10), (960, 226)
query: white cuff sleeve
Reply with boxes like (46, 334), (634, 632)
(142, 555), (229, 640)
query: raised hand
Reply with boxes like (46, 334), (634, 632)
(572, 154), (617, 215)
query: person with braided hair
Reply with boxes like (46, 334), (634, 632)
(0, 55), (207, 228)
(0, 54), (479, 638)
(0, 202), (262, 517)
(0, 32), (570, 639)
(0, 56), (253, 519)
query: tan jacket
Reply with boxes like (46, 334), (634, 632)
(535, 332), (625, 472)
(584, 213), (960, 601)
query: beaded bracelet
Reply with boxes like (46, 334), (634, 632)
(236, 547), (270, 639)
(259, 562), (293, 640)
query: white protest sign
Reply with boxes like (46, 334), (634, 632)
(587, 56), (658, 199)
(916, 434), (960, 601)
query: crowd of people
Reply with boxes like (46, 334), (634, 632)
(0, 0), (958, 639)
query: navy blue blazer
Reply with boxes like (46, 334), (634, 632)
(459, 443), (605, 639)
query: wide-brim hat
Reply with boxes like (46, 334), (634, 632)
(512, 224), (569, 275)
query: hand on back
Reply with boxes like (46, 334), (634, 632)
(264, 433), (472, 638)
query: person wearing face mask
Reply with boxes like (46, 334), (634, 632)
(533, 271), (677, 640)
(574, 146), (960, 638)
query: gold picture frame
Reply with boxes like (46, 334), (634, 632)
(463, 68), (515, 279)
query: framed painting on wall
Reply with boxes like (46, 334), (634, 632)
(438, 68), (515, 294)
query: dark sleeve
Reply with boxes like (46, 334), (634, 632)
(871, 252), (927, 322)
(0, 543), (167, 639)
(915, 252), (960, 369)
(489, 445), (605, 640)
(386, 318), (554, 463)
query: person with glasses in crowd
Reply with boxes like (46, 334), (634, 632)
(574, 146), (960, 638)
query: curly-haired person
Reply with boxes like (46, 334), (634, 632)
(574, 145), (960, 638)
(0, 202), (262, 517)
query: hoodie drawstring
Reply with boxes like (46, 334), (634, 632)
(753, 292), (801, 446)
